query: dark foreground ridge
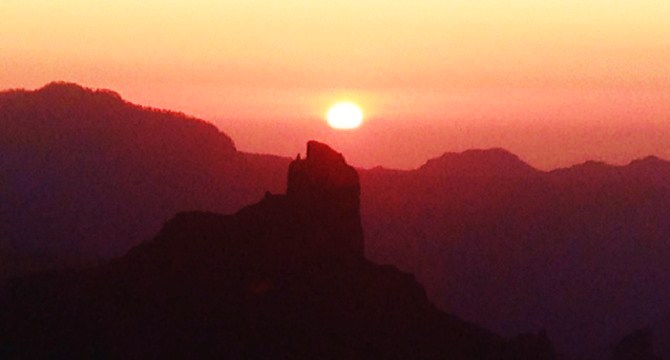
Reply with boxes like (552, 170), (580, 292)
(0, 141), (553, 359)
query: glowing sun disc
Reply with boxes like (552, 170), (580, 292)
(326, 102), (363, 129)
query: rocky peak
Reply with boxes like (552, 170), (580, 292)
(285, 141), (364, 258)
(420, 148), (537, 177)
(287, 141), (359, 199)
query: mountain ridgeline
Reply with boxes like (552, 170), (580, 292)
(2, 83), (670, 358)
(0, 141), (554, 359)
(0, 82), (289, 273)
(360, 150), (670, 359)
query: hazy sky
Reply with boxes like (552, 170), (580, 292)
(2, 1), (669, 169)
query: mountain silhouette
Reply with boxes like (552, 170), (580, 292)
(419, 148), (537, 178)
(360, 151), (670, 359)
(3, 83), (670, 359)
(0, 82), (289, 278)
(0, 142), (554, 359)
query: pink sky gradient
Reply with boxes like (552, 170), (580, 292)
(2, 1), (669, 169)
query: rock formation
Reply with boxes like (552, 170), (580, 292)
(0, 142), (553, 359)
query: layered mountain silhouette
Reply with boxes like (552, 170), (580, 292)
(0, 141), (554, 359)
(360, 150), (670, 359)
(2, 83), (670, 359)
(0, 82), (289, 277)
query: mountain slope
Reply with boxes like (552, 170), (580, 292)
(361, 152), (670, 359)
(3, 83), (670, 359)
(0, 142), (554, 359)
(0, 82), (289, 268)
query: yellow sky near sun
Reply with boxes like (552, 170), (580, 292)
(3, 0), (669, 90)
(1, 1), (669, 168)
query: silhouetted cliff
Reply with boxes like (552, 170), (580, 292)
(0, 142), (554, 359)
(286, 141), (364, 258)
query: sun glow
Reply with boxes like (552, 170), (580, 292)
(326, 102), (364, 130)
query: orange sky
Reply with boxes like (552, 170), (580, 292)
(1, 1), (669, 169)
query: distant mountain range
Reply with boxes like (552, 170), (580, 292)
(360, 144), (670, 359)
(2, 83), (670, 358)
(0, 141), (554, 359)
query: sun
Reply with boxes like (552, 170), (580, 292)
(326, 102), (364, 130)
